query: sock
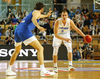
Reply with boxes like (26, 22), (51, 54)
(54, 63), (57, 67)
(40, 64), (45, 70)
(7, 65), (12, 71)
(69, 61), (72, 66)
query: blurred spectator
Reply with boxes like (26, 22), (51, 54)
(5, 35), (13, 45)
(85, 25), (91, 35)
(75, 11), (80, 23)
(5, 28), (13, 37)
(97, 14), (100, 22)
(23, 10), (29, 17)
(7, 4), (13, 11)
(54, 8), (59, 18)
(88, 10), (96, 20)
(0, 26), (3, 34)
(19, 14), (23, 20)
(11, 15), (18, 24)
(64, 5), (70, 14)
(18, 19), (22, 23)
(86, 44), (94, 59)
(75, 7), (81, 14)
(71, 7), (75, 13)
(80, 14), (85, 21)
(72, 15), (76, 23)
(40, 33), (46, 39)
(69, 9), (75, 19)
(7, 8), (12, 17)
(10, 12), (15, 19)
(96, 21), (100, 35)
(6, 14), (11, 24)
(82, 6), (89, 17)
(15, 12), (19, 19)
(18, 10), (22, 16)
(43, 18), (51, 35)
(82, 43), (89, 59)
(8, 23), (13, 30)
(93, 18), (97, 26)
(53, 0), (57, 3)
(49, 8), (52, 18)
(73, 48), (81, 60)
(77, 22), (83, 30)
(78, 17), (84, 27)
(38, 18), (44, 26)
(89, 22), (95, 35)
(97, 25), (100, 35)
(42, 39), (48, 45)
(79, 44), (84, 59)
(52, 11), (57, 19)
(14, 22), (19, 31)
(84, 16), (90, 27)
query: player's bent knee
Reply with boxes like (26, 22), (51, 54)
(67, 46), (72, 53)
(38, 46), (44, 51)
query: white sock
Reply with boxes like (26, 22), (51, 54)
(54, 63), (57, 67)
(7, 65), (12, 71)
(40, 64), (45, 70)
(69, 61), (72, 66)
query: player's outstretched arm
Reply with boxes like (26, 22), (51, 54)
(54, 20), (71, 43)
(39, 10), (52, 18)
(70, 20), (85, 37)
(32, 11), (45, 32)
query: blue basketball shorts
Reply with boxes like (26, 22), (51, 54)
(14, 28), (37, 46)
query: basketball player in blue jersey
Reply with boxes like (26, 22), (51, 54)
(53, 10), (86, 72)
(6, 2), (55, 76)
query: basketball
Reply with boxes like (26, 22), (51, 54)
(83, 35), (92, 43)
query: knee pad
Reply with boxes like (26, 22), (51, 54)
(53, 46), (59, 56)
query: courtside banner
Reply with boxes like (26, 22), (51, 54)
(0, 45), (67, 60)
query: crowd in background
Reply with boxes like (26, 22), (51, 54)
(73, 44), (94, 60)
(0, 5), (99, 59)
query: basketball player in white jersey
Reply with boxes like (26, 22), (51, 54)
(53, 10), (85, 72)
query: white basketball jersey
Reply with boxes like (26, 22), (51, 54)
(57, 18), (70, 37)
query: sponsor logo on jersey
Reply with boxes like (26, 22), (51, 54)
(59, 27), (68, 29)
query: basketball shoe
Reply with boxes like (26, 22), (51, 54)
(53, 67), (58, 73)
(68, 65), (75, 72)
(6, 70), (16, 76)
(40, 68), (55, 76)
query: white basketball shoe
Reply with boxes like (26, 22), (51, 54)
(40, 68), (55, 76)
(6, 70), (16, 76)
(53, 67), (58, 73)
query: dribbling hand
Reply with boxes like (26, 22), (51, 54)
(64, 38), (72, 43)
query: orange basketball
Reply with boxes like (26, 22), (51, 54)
(83, 35), (92, 43)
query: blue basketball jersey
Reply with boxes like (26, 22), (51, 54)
(16, 10), (40, 31)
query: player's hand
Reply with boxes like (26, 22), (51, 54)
(64, 38), (72, 43)
(47, 10), (52, 17)
(38, 27), (46, 32)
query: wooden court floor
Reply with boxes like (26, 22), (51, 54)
(0, 60), (100, 79)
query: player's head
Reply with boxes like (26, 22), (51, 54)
(35, 2), (44, 12)
(61, 10), (68, 21)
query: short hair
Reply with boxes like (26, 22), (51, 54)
(35, 2), (44, 10)
(62, 10), (68, 14)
